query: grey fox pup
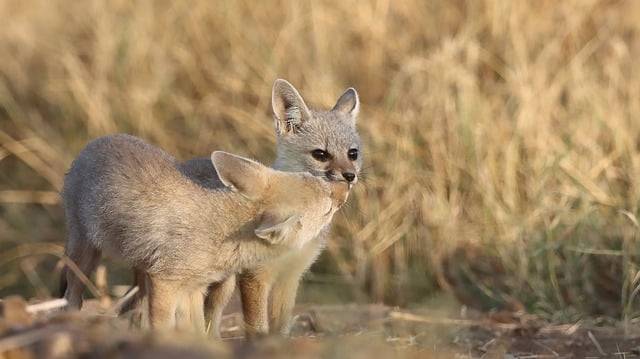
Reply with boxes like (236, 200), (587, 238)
(192, 79), (363, 337)
(60, 134), (349, 330)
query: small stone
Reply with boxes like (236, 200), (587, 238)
(0, 296), (34, 327)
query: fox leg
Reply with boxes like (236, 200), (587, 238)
(269, 238), (324, 335)
(203, 275), (236, 337)
(268, 274), (302, 335)
(147, 276), (179, 330)
(63, 235), (101, 310)
(238, 272), (272, 338)
(173, 287), (206, 334)
(192, 292), (206, 333)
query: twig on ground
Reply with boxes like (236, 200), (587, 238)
(20, 258), (50, 298)
(533, 340), (560, 357)
(588, 330), (606, 356)
(389, 310), (519, 330)
(0, 243), (101, 299)
(109, 286), (139, 315)
(25, 298), (68, 314)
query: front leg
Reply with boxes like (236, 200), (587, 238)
(268, 237), (324, 335)
(268, 274), (302, 335)
(204, 275), (236, 337)
(189, 290), (206, 333)
(238, 271), (272, 338)
(147, 276), (179, 330)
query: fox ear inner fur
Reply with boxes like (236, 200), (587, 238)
(254, 214), (302, 244)
(211, 151), (268, 200)
(332, 87), (360, 119)
(272, 79), (312, 135)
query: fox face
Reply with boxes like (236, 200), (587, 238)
(211, 151), (347, 248)
(271, 79), (362, 185)
(259, 172), (349, 249)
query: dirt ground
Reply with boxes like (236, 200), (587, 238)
(2, 296), (640, 359)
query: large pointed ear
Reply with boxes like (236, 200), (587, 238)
(211, 151), (268, 200)
(255, 213), (302, 245)
(332, 87), (360, 119)
(272, 79), (312, 135)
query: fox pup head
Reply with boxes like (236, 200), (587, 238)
(271, 79), (362, 186)
(211, 151), (346, 246)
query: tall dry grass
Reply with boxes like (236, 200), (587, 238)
(1, 0), (640, 321)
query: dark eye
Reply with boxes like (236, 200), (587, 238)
(348, 148), (358, 161)
(311, 149), (331, 162)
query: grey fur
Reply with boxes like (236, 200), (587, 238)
(197, 79), (363, 337)
(61, 134), (347, 329)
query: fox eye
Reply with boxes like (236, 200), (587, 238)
(311, 149), (331, 162)
(348, 148), (358, 161)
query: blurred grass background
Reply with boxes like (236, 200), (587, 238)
(1, 0), (640, 323)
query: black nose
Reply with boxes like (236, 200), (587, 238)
(342, 172), (356, 182)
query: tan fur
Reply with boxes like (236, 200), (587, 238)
(198, 79), (361, 337)
(202, 275), (235, 337)
(60, 134), (347, 330)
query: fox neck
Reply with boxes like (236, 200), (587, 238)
(236, 240), (288, 270)
(200, 190), (255, 237)
(199, 194), (286, 269)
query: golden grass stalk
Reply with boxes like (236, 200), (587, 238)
(1, 0), (640, 318)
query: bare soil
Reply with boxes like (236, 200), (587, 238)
(1, 296), (640, 358)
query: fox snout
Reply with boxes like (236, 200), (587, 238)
(341, 172), (356, 183)
(326, 166), (358, 184)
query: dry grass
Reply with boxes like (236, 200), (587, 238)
(1, 0), (640, 321)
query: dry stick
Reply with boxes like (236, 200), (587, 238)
(109, 286), (139, 315)
(0, 130), (63, 189)
(0, 243), (101, 298)
(26, 299), (68, 314)
(20, 260), (45, 298)
(587, 330), (606, 356)
(613, 343), (629, 358)
(389, 310), (518, 330)
(391, 311), (587, 337)
(533, 340), (560, 358)
(58, 256), (102, 299)
(95, 265), (112, 308)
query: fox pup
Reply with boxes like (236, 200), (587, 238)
(60, 134), (348, 330)
(187, 79), (362, 337)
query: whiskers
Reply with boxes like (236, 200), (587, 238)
(357, 165), (374, 186)
(336, 191), (367, 219)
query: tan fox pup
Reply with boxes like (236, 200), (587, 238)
(182, 79), (363, 337)
(60, 134), (348, 330)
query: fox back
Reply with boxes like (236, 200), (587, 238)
(62, 134), (346, 285)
